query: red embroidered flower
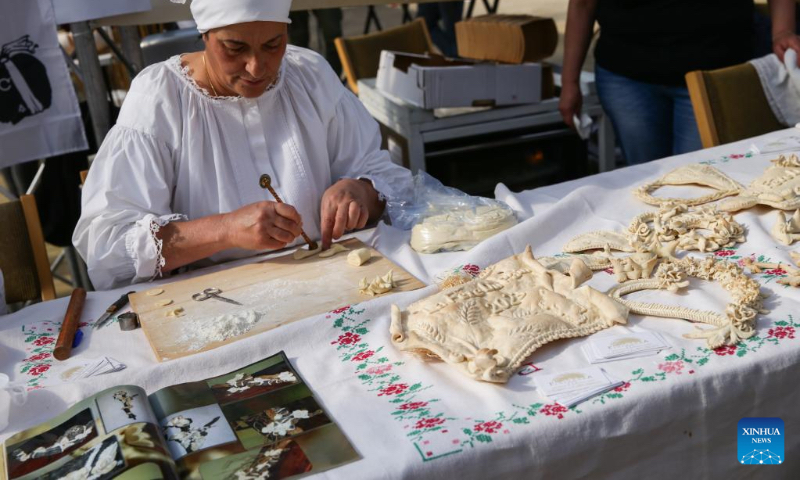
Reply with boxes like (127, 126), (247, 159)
(730, 154), (744, 159)
(462, 264), (481, 277)
(768, 326), (795, 340)
(365, 365), (392, 375)
(714, 345), (738, 356)
(351, 350), (374, 362)
(331, 332), (361, 346)
(765, 268), (787, 276)
(414, 417), (445, 430)
(24, 352), (51, 362)
(474, 421), (503, 433)
(399, 401), (428, 411)
(28, 364), (51, 376)
(378, 383), (408, 396)
(540, 403), (568, 419)
(331, 305), (351, 314)
(78, 322), (89, 328)
(613, 382), (631, 392)
(714, 250), (736, 257)
(32, 336), (55, 346)
(658, 360), (685, 374)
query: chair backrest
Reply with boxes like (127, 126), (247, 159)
(335, 18), (434, 94)
(0, 195), (56, 304)
(686, 63), (784, 149)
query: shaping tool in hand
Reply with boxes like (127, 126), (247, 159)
(192, 287), (242, 305)
(259, 173), (319, 250)
(94, 291), (135, 329)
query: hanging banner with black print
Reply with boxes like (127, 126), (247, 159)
(0, 0), (88, 168)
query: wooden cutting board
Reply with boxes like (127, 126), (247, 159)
(129, 238), (425, 361)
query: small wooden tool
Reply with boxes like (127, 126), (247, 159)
(54, 288), (87, 361)
(259, 173), (319, 250)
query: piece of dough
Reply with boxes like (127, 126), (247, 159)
(156, 299), (174, 307)
(165, 307), (184, 318)
(347, 248), (371, 266)
(146, 288), (164, 296)
(359, 270), (394, 296)
(319, 243), (350, 258)
(293, 246), (321, 260)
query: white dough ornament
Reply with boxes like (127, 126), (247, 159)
(359, 270), (394, 296)
(718, 154), (800, 212)
(607, 257), (767, 349)
(633, 164), (744, 207)
(390, 246), (629, 383)
(741, 252), (800, 288)
(771, 209), (800, 245)
(347, 248), (371, 266)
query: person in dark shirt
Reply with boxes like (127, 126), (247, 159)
(559, 0), (800, 165)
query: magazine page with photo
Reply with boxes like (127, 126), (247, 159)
(148, 351), (360, 479)
(2, 351), (359, 480)
(1, 385), (178, 480)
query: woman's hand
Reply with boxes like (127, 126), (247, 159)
(320, 178), (379, 249)
(222, 201), (303, 250)
(773, 30), (800, 65)
(559, 82), (583, 128)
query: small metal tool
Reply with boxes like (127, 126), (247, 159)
(192, 287), (242, 306)
(259, 173), (319, 250)
(118, 312), (140, 331)
(94, 291), (135, 329)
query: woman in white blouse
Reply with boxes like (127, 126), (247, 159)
(73, 0), (411, 290)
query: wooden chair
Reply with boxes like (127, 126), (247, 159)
(335, 18), (434, 95)
(686, 63), (784, 148)
(0, 195), (56, 304)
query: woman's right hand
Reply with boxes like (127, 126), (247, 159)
(223, 201), (303, 250)
(559, 82), (583, 129)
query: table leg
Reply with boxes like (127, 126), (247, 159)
(407, 127), (427, 173)
(598, 113), (616, 172)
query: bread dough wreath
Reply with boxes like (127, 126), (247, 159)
(633, 164), (744, 207)
(607, 256), (766, 349)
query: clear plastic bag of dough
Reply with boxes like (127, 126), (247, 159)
(386, 172), (517, 253)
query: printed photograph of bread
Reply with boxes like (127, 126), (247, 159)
(39, 436), (125, 480)
(207, 355), (300, 405)
(5, 408), (98, 479)
(95, 387), (156, 433)
(160, 404), (238, 460)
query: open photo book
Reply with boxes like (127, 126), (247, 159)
(1, 352), (359, 479)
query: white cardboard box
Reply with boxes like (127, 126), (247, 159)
(376, 50), (541, 109)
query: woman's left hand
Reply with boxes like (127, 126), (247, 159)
(773, 31), (800, 65)
(320, 178), (380, 249)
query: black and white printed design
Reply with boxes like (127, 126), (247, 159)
(0, 35), (52, 125)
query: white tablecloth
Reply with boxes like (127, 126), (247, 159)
(2, 129), (800, 478)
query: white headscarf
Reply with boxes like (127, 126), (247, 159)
(171, 0), (292, 33)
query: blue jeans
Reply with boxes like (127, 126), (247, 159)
(417, 2), (464, 58)
(595, 65), (702, 165)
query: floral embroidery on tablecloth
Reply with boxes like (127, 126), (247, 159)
(713, 246), (790, 285)
(698, 152), (753, 165)
(18, 319), (90, 390)
(327, 260), (799, 461)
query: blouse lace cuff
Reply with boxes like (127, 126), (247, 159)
(124, 213), (188, 282)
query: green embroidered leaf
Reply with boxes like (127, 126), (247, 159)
(378, 357), (389, 363)
(358, 374), (371, 381)
(632, 368), (644, 375)
(462, 428), (472, 436)
(354, 328), (368, 335)
(475, 434), (493, 443)
(356, 364), (367, 371)
(409, 383), (422, 391)
(641, 376), (656, 382)
(697, 357), (709, 366)
(606, 393), (623, 399)
(512, 417), (529, 424)
(736, 349), (747, 357)
(774, 321), (789, 326)
(24, 336), (37, 342)
(664, 354), (679, 361)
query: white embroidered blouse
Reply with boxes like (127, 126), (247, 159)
(73, 46), (411, 290)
